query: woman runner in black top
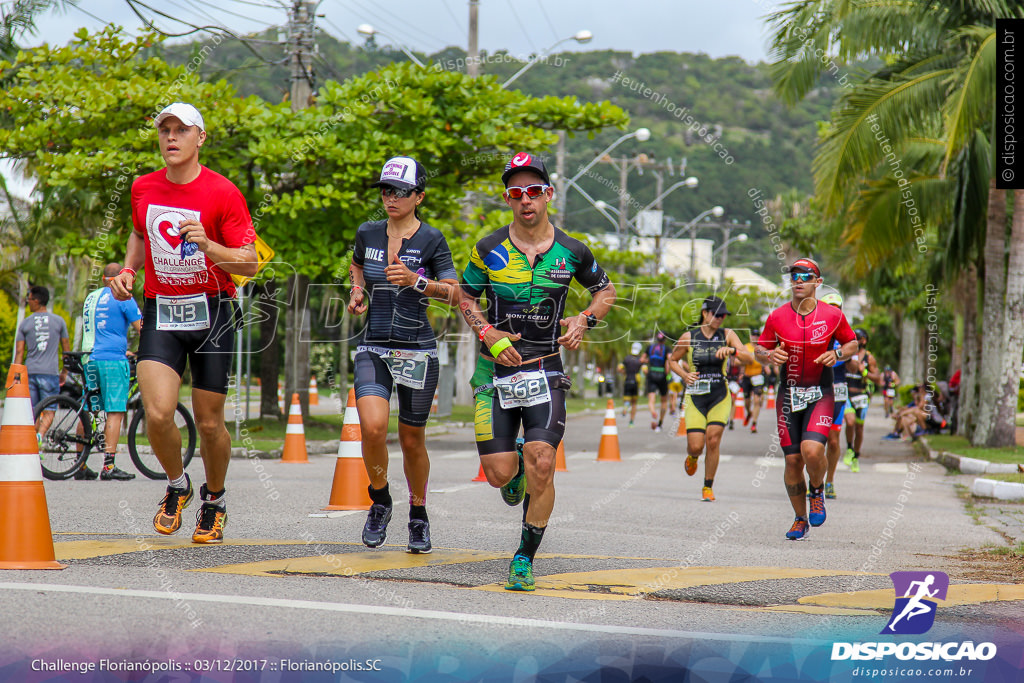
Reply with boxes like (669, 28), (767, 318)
(668, 297), (751, 502)
(347, 156), (459, 554)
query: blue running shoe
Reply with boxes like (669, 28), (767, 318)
(786, 517), (809, 540)
(808, 489), (827, 526)
(500, 438), (526, 506)
(505, 554), (535, 591)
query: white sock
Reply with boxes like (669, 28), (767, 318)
(169, 473), (188, 490)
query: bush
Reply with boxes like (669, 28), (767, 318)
(0, 292), (17, 381)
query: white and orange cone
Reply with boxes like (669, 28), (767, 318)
(309, 376), (320, 406)
(554, 440), (568, 472)
(0, 365), (65, 570)
(596, 399), (621, 462)
(277, 381), (284, 412)
(281, 393), (309, 464)
(733, 389), (746, 423)
(766, 385), (776, 409)
(675, 411), (687, 437)
(430, 391), (439, 415)
(324, 389), (371, 510)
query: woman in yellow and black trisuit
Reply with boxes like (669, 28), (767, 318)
(668, 296), (752, 502)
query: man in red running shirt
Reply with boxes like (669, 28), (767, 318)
(110, 103), (258, 544)
(755, 258), (858, 540)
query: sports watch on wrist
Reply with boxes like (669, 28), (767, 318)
(584, 312), (598, 329)
(413, 275), (429, 293)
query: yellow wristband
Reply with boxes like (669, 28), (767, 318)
(489, 336), (513, 357)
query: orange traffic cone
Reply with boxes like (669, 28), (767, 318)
(596, 399), (621, 462)
(0, 365), (65, 570)
(766, 385), (776, 409)
(472, 464), (488, 482)
(309, 376), (319, 406)
(281, 394), (309, 463)
(555, 440), (568, 472)
(324, 389), (372, 510)
(277, 381), (284, 412)
(431, 391), (439, 415)
(733, 389), (745, 423)
(675, 411), (687, 436)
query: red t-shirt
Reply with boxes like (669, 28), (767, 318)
(131, 166), (254, 298)
(758, 299), (856, 388)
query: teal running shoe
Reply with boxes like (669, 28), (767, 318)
(500, 438), (526, 506)
(505, 553), (535, 591)
(824, 482), (836, 499)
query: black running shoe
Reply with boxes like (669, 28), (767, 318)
(100, 466), (135, 481)
(362, 503), (392, 548)
(73, 465), (99, 480)
(407, 519), (432, 554)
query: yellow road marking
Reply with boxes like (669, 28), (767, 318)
(196, 549), (508, 577)
(799, 584), (1024, 610)
(745, 605), (883, 616)
(470, 566), (878, 600)
(55, 538), (310, 560)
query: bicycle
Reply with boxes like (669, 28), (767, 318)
(33, 352), (197, 480)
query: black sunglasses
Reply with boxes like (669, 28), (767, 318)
(381, 187), (418, 199)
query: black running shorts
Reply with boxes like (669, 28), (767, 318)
(138, 296), (238, 394)
(646, 373), (669, 397)
(353, 349), (439, 428)
(776, 387), (835, 455)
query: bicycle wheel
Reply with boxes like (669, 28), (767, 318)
(34, 394), (92, 480)
(127, 402), (198, 480)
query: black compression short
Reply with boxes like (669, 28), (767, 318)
(138, 296), (238, 394)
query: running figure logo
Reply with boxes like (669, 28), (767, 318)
(882, 571), (948, 634)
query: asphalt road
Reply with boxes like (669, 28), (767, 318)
(1, 397), (1021, 682)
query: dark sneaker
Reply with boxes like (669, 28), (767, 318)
(192, 503), (227, 544)
(362, 503), (392, 547)
(100, 466), (136, 481)
(786, 517), (809, 540)
(153, 475), (193, 534)
(73, 465), (99, 480)
(500, 438), (526, 506)
(505, 554), (535, 591)
(808, 489), (827, 527)
(407, 519), (432, 554)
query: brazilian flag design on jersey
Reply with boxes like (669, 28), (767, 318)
(462, 226), (610, 359)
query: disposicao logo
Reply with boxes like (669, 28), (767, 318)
(883, 571), (947, 635)
(831, 571), (997, 663)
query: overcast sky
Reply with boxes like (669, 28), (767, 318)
(3, 0), (780, 198)
(32, 0), (778, 63)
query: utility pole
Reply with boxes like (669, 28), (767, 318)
(285, 0), (316, 419)
(467, 0), (480, 76)
(555, 130), (566, 222)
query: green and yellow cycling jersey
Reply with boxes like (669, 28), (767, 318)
(461, 225), (610, 360)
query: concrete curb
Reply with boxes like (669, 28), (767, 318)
(920, 437), (1024, 500)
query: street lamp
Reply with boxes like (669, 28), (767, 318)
(669, 205), (725, 287)
(563, 127), (651, 194)
(357, 24), (426, 68)
(502, 30), (593, 88)
(716, 232), (748, 284)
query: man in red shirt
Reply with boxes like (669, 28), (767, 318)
(110, 103), (257, 544)
(755, 258), (858, 540)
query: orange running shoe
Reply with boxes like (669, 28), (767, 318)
(684, 455), (698, 476)
(192, 503), (227, 544)
(153, 475), (193, 535)
(701, 486), (715, 502)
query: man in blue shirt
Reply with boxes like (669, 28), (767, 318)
(78, 263), (143, 480)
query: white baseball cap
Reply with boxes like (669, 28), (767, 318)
(154, 102), (205, 131)
(371, 156), (426, 191)
(631, 342), (642, 355)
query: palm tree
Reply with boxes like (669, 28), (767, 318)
(766, 0), (1023, 446)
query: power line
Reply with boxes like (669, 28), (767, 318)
(535, 0), (560, 44)
(440, 0), (464, 35)
(339, 0), (444, 54)
(68, 3), (139, 35)
(320, 15), (357, 45)
(504, 0), (537, 52)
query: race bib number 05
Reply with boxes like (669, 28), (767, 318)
(156, 294), (210, 331)
(382, 352), (430, 390)
(790, 386), (823, 412)
(494, 370), (552, 409)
